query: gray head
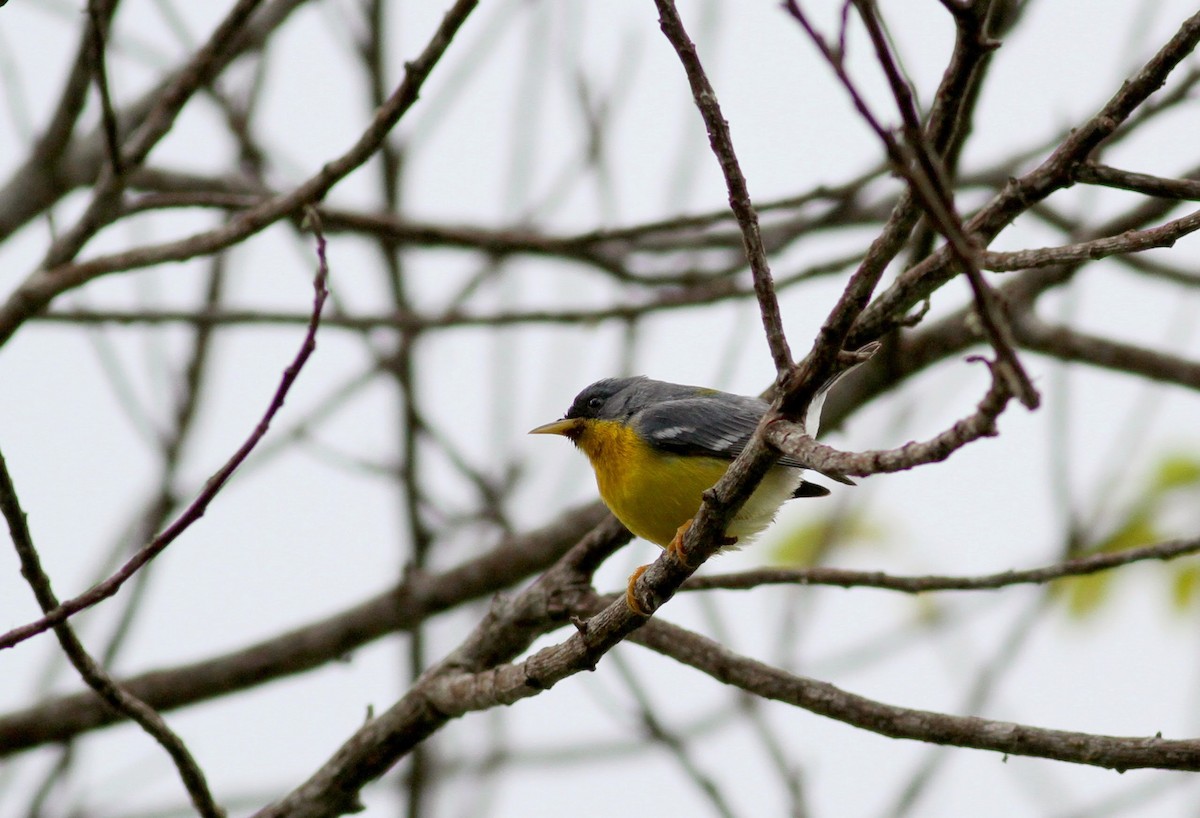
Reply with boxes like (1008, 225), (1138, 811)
(529, 376), (705, 440)
(563, 376), (643, 422)
(563, 376), (711, 422)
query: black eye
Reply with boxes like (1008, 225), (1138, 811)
(587, 396), (604, 410)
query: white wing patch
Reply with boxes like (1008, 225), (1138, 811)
(651, 425), (694, 440)
(712, 430), (744, 452)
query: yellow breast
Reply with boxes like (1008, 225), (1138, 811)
(574, 419), (800, 548)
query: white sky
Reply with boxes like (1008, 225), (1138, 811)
(2, 1), (1200, 816)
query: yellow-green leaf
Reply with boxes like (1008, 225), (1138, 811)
(1171, 564), (1200, 611)
(1152, 453), (1200, 493)
(769, 512), (885, 567)
(1054, 571), (1112, 619)
(1094, 509), (1159, 554)
(1054, 508), (1159, 617)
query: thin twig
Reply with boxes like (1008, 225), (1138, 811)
(685, 535), (1200, 594)
(788, 0), (1040, 409)
(0, 212), (330, 651)
(852, 9), (1200, 346)
(1012, 314), (1200, 390)
(1075, 163), (1200, 200)
(982, 207), (1200, 271)
(0, 450), (224, 818)
(31, 251), (861, 332)
(86, 0), (123, 177)
(41, 0), (269, 270)
(609, 652), (740, 818)
(0, 0), (479, 348)
(654, 0), (792, 377)
(768, 357), (1012, 480)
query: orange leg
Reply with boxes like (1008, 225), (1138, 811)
(666, 520), (694, 566)
(625, 564), (650, 616)
(627, 522), (741, 616)
(666, 519), (737, 567)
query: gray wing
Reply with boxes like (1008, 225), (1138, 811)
(633, 393), (854, 485)
(633, 394), (783, 462)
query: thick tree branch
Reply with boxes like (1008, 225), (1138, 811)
(252, 516), (632, 818)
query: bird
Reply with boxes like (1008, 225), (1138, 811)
(529, 375), (850, 614)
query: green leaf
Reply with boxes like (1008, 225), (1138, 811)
(1153, 453), (1200, 493)
(1094, 509), (1159, 554)
(1171, 564), (1200, 612)
(1055, 571), (1112, 619)
(769, 512), (885, 567)
(1054, 509), (1160, 618)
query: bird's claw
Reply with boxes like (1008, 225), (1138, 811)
(625, 564), (651, 616)
(666, 520), (735, 567)
(666, 521), (694, 567)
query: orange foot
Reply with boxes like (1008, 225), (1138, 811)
(666, 521), (694, 566)
(666, 520), (737, 567)
(626, 564), (650, 616)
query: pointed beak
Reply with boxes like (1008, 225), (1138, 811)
(528, 418), (582, 436)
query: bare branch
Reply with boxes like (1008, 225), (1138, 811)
(654, 0), (792, 376)
(85, 0), (123, 177)
(0, 0), (480, 348)
(42, 0), (269, 270)
(251, 515), (632, 818)
(983, 207), (1200, 271)
(0, 214), (329, 651)
(768, 357), (1012, 480)
(632, 618), (1200, 772)
(687, 536), (1200, 594)
(1013, 315), (1200, 390)
(788, 0), (1039, 408)
(853, 9), (1200, 345)
(0, 504), (611, 757)
(1075, 163), (1200, 200)
(0, 451), (223, 818)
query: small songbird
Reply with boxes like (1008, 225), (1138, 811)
(529, 376), (848, 613)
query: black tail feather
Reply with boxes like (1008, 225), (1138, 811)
(792, 481), (831, 499)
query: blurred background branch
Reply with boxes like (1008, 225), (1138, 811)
(2, 1), (1200, 817)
